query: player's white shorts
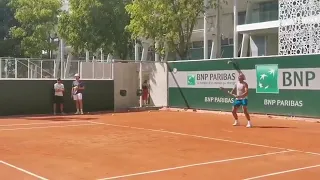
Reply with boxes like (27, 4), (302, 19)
(73, 93), (83, 100)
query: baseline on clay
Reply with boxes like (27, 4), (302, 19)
(0, 160), (48, 180)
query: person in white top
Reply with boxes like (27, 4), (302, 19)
(53, 78), (65, 115)
(229, 73), (252, 128)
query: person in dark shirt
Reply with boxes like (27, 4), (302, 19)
(71, 73), (85, 114)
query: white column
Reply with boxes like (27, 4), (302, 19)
(141, 42), (149, 61)
(240, 1), (252, 57)
(60, 39), (64, 78)
(214, 0), (221, 58)
(85, 50), (90, 62)
(64, 53), (72, 78)
(135, 41), (140, 61)
(203, 0), (208, 59)
(100, 48), (104, 62)
(210, 40), (215, 59)
(155, 41), (160, 61)
(233, 0), (238, 58)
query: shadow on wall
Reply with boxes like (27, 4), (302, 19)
(142, 62), (168, 107)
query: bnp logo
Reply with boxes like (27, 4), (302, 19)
(256, 64), (279, 94)
(187, 74), (196, 85)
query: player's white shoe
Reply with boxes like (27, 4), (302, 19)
(233, 121), (239, 126)
(246, 123), (252, 128)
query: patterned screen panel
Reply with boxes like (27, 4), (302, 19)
(279, 0), (320, 55)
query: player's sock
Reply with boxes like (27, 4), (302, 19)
(233, 120), (239, 126)
(246, 121), (252, 128)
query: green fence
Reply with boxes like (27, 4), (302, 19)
(0, 80), (114, 116)
(168, 54), (320, 117)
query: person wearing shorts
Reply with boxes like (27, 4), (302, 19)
(53, 78), (65, 115)
(71, 73), (84, 114)
(230, 73), (252, 128)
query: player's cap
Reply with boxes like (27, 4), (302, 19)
(74, 73), (80, 77)
(57, 78), (61, 81)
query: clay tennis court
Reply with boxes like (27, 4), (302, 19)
(1, 111), (320, 180)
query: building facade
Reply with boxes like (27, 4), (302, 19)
(188, 0), (320, 60)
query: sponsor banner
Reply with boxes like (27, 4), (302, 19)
(169, 67), (320, 91)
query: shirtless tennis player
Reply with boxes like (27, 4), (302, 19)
(230, 73), (252, 128)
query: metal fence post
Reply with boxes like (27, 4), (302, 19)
(0, 58), (2, 78)
(15, 59), (18, 78)
(27, 59), (30, 79)
(102, 62), (105, 79)
(92, 61), (95, 79)
(77, 61), (80, 76)
(40, 60), (43, 78)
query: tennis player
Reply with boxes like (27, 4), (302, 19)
(71, 73), (84, 114)
(230, 73), (252, 128)
(53, 78), (65, 115)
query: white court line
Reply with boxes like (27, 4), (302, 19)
(243, 164), (320, 180)
(0, 123), (98, 131)
(0, 160), (48, 180)
(89, 121), (320, 156)
(98, 150), (292, 180)
(0, 120), (91, 127)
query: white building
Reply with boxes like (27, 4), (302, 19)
(186, 0), (320, 60)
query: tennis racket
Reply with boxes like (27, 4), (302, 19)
(219, 87), (236, 98)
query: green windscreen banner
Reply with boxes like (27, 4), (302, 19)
(168, 54), (320, 117)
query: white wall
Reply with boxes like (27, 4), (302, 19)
(80, 61), (168, 109)
(113, 63), (139, 110)
(146, 62), (168, 107)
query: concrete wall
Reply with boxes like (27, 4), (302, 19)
(113, 63), (139, 110)
(144, 62), (168, 107)
(80, 61), (168, 109)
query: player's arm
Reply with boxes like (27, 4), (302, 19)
(61, 84), (65, 92)
(54, 84), (60, 92)
(78, 82), (85, 90)
(237, 82), (248, 98)
(229, 85), (236, 95)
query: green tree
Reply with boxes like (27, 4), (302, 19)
(0, 0), (22, 57)
(9, 0), (61, 57)
(58, 0), (133, 59)
(126, 0), (218, 60)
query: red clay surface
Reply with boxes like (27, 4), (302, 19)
(1, 111), (320, 180)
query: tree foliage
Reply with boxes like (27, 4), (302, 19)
(126, 0), (218, 60)
(9, 0), (61, 57)
(58, 0), (133, 59)
(0, 0), (21, 57)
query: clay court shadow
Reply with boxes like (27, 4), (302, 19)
(253, 126), (296, 129)
(23, 116), (98, 121)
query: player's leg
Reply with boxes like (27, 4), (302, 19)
(53, 103), (57, 115)
(59, 97), (65, 114)
(53, 96), (57, 115)
(77, 93), (84, 114)
(73, 95), (80, 114)
(232, 100), (240, 126)
(241, 99), (252, 128)
(142, 92), (147, 106)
